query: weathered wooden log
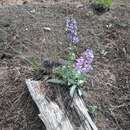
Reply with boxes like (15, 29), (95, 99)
(26, 79), (74, 130)
(73, 96), (98, 130)
(26, 79), (98, 130)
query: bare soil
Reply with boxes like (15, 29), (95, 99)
(0, 0), (130, 130)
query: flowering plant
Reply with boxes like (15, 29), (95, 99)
(47, 17), (94, 97)
(75, 49), (94, 73)
(95, 0), (112, 8)
(47, 48), (94, 97)
(66, 16), (79, 44)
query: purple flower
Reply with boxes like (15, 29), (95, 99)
(85, 49), (94, 64)
(67, 33), (79, 43)
(66, 17), (79, 44)
(75, 49), (94, 73)
(66, 17), (77, 32)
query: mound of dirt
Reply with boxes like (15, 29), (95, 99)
(0, 1), (130, 130)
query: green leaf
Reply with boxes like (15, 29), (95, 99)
(88, 106), (97, 113)
(77, 80), (85, 86)
(78, 89), (83, 96)
(68, 79), (76, 86)
(47, 79), (65, 85)
(67, 52), (76, 64)
(70, 85), (77, 97)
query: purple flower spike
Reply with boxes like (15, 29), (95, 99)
(85, 49), (94, 64)
(67, 33), (79, 43)
(66, 17), (79, 44)
(66, 17), (77, 32)
(75, 49), (94, 73)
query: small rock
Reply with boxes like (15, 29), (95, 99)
(43, 27), (51, 31)
(106, 23), (112, 29)
(86, 11), (94, 17)
(101, 50), (108, 55)
(25, 28), (28, 31)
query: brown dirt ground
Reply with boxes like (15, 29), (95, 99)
(0, 0), (130, 130)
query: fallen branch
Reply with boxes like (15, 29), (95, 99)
(26, 79), (98, 130)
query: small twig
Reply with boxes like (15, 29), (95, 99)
(110, 103), (128, 111)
